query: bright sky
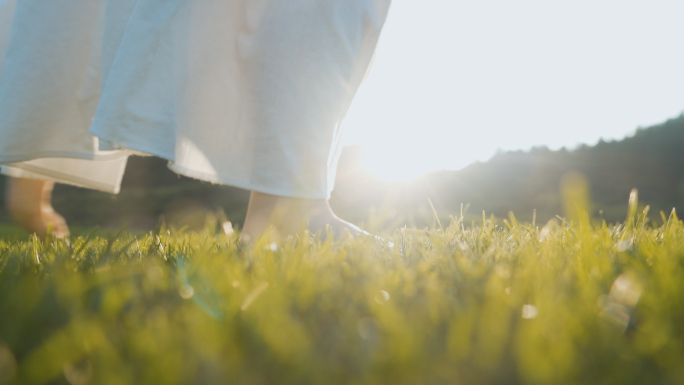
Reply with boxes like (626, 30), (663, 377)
(343, 1), (684, 181)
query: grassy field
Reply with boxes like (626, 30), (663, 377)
(1, 189), (684, 385)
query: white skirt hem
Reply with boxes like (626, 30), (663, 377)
(0, 150), (127, 164)
(1, 162), (123, 194)
(92, 132), (331, 199)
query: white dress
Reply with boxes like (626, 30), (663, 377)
(0, 0), (129, 193)
(0, 0), (390, 198)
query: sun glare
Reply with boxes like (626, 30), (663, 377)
(357, 139), (484, 182)
(359, 149), (430, 182)
(342, 1), (684, 182)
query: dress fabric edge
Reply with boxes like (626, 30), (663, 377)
(1, 161), (123, 194)
(91, 131), (332, 199)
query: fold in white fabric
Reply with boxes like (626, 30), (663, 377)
(0, 0), (128, 193)
(0, 0), (390, 198)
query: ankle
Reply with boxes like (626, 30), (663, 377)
(6, 180), (44, 220)
(5, 178), (69, 238)
(241, 192), (335, 242)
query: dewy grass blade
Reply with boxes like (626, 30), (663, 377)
(0, 195), (683, 384)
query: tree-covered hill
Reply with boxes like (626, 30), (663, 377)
(445, 114), (684, 222)
(334, 114), (684, 226)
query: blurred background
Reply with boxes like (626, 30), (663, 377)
(1, 115), (683, 234)
(1, 0), (683, 234)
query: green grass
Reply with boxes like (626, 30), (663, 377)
(2, 192), (684, 384)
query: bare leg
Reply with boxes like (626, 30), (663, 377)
(240, 191), (363, 242)
(4, 177), (69, 239)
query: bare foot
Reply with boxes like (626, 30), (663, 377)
(5, 177), (70, 239)
(306, 210), (367, 240)
(240, 191), (363, 243)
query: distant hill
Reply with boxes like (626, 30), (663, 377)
(1, 115), (683, 230)
(333, 114), (684, 227)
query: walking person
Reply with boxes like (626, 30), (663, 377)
(0, 0), (391, 241)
